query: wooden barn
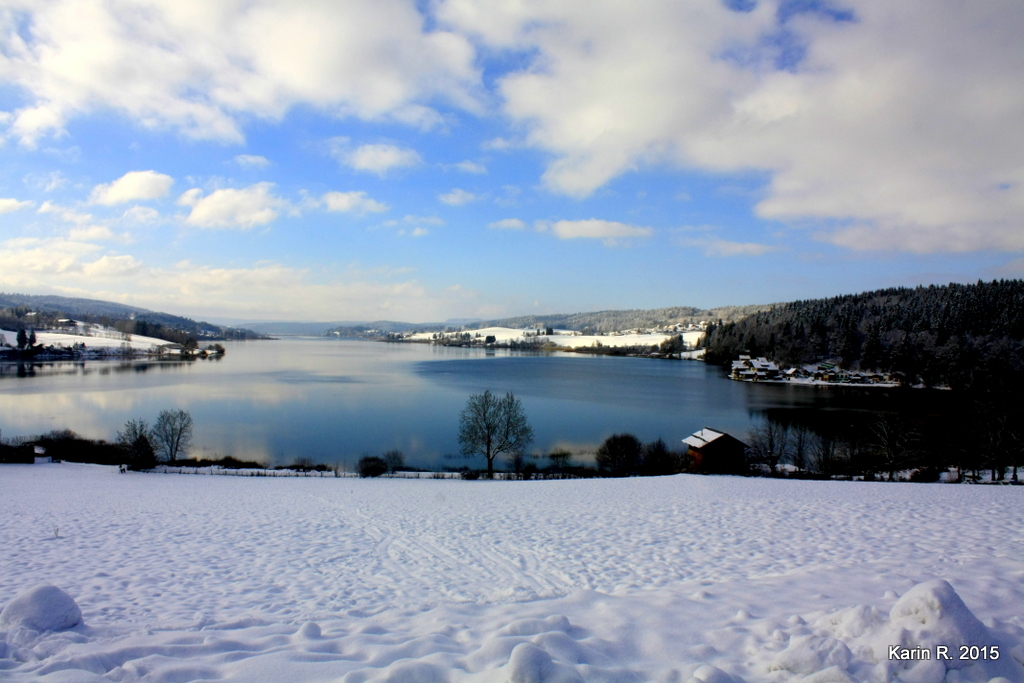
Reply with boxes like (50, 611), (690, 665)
(682, 428), (748, 475)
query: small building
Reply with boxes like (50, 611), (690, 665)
(34, 445), (51, 464)
(683, 428), (748, 475)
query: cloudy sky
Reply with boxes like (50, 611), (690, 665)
(1, 0), (1022, 323)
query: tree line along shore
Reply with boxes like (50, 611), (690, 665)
(3, 388), (1019, 484)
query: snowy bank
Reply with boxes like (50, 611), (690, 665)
(408, 326), (704, 350)
(1, 463), (1023, 682)
(0, 327), (171, 352)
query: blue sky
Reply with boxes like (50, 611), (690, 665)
(1, 0), (1022, 323)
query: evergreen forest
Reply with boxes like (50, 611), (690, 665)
(702, 280), (1024, 394)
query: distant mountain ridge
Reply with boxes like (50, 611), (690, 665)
(323, 304), (771, 337)
(0, 292), (265, 341)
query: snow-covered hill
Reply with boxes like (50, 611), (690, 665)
(0, 322), (172, 352)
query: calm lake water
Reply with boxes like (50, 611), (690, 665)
(0, 338), (944, 469)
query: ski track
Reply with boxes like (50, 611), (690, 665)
(1, 464), (1023, 682)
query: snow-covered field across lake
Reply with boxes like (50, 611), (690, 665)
(2, 464), (1023, 682)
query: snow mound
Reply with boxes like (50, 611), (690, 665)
(506, 642), (583, 683)
(808, 579), (1024, 683)
(888, 579), (991, 668)
(688, 664), (742, 683)
(770, 634), (852, 675)
(0, 584), (81, 632)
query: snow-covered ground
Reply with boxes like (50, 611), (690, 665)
(2, 464), (1023, 682)
(408, 326), (704, 350)
(0, 326), (171, 351)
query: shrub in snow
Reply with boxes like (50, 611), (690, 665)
(0, 584), (82, 632)
(357, 456), (388, 478)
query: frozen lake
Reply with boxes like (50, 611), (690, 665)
(0, 338), (952, 469)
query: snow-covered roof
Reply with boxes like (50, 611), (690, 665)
(683, 428), (726, 449)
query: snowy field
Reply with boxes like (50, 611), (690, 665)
(2, 464), (1023, 682)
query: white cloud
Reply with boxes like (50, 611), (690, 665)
(23, 171), (67, 192)
(680, 237), (782, 257)
(385, 214), (445, 227)
(67, 225), (115, 241)
(0, 198), (34, 214)
(1, 0), (480, 146)
(438, 188), (476, 205)
(178, 183), (284, 229)
(38, 201), (92, 224)
(234, 154), (271, 169)
(121, 206), (161, 224)
(338, 143), (423, 175)
(0, 233), (454, 320)
(488, 218), (526, 230)
(454, 160), (486, 174)
(440, 0), (1024, 254)
(321, 191), (389, 214)
(546, 219), (652, 245)
(90, 171), (174, 205)
(0, 237), (101, 278)
(80, 254), (144, 278)
(481, 137), (516, 151)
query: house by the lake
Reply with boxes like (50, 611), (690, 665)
(730, 356), (780, 381)
(683, 428), (748, 475)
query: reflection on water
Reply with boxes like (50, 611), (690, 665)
(0, 359), (202, 380)
(0, 338), (951, 469)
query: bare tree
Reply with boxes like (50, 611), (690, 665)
(152, 409), (194, 463)
(976, 406), (1018, 482)
(116, 418), (156, 469)
(383, 449), (405, 475)
(789, 425), (812, 473)
(810, 433), (838, 477)
(746, 420), (790, 475)
(505, 450), (526, 478)
(458, 390), (533, 478)
(548, 450), (572, 475)
(868, 412), (916, 481)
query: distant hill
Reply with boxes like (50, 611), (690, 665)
(0, 292), (266, 342)
(240, 321), (345, 336)
(324, 305), (769, 337)
(482, 305), (768, 333)
(702, 279), (1024, 393)
(0, 293), (153, 320)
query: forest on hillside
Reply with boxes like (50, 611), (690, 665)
(702, 280), (1024, 393)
